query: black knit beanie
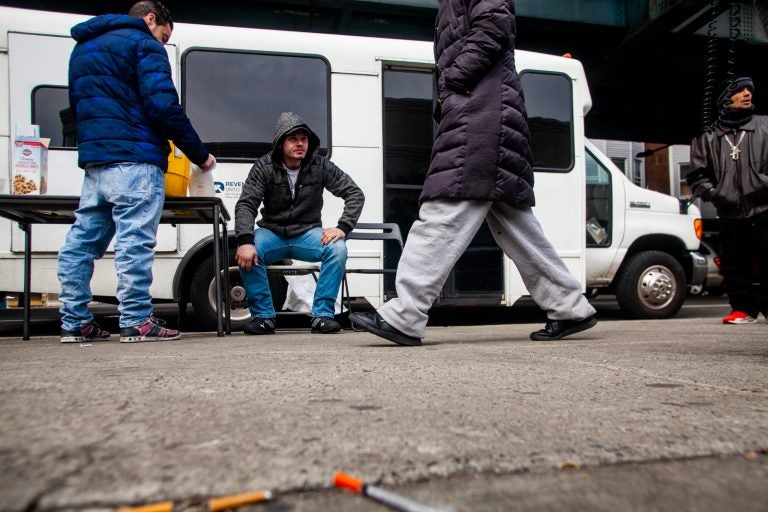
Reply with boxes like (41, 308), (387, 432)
(717, 76), (755, 128)
(717, 76), (754, 107)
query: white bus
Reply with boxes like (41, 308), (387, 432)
(0, 6), (705, 330)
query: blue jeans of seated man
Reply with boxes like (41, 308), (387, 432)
(58, 163), (165, 330)
(240, 227), (348, 319)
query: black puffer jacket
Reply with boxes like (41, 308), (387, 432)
(235, 112), (365, 245)
(421, 0), (534, 208)
(687, 115), (768, 219)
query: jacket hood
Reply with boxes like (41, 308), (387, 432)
(71, 14), (152, 43)
(271, 112), (320, 166)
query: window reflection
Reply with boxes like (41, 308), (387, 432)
(183, 50), (330, 159)
(383, 70), (433, 186)
(382, 68), (502, 299)
(32, 86), (73, 148)
(520, 72), (574, 171)
(585, 150), (613, 246)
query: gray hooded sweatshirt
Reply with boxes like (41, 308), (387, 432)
(235, 112), (365, 245)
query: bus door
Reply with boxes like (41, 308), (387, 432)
(382, 65), (504, 305)
(508, 71), (587, 305)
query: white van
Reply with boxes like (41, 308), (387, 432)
(0, 7), (705, 330)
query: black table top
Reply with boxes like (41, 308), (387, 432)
(0, 194), (230, 225)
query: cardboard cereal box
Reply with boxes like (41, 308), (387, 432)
(12, 125), (49, 195)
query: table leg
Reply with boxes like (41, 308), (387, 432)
(222, 217), (231, 334)
(213, 203), (223, 337)
(21, 223), (31, 341)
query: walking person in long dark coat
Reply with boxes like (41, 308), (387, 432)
(350, 0), (597, 345)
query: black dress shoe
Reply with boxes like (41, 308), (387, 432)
(530, 315), (597, 341)
(349, 311), (422, 346)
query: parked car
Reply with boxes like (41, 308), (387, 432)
(690, 240), (724, 295)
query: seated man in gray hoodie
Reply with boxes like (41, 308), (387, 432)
(234, 112), (365, 334)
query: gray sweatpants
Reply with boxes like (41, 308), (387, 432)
(377, 199), (596, 338)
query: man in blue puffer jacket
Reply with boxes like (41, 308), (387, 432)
(58, 1), (216, 344)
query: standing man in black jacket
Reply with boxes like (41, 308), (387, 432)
(687, 77), (768, 324)
(235, 112), (365, 334)
(350, 0), (596, 345)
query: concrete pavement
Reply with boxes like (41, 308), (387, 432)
(0, 297), (766, 511)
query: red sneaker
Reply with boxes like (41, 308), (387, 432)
(120, 318), (181, 342)
(722, 311), (757, 324)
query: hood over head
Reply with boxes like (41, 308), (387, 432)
(71, 14), (152, 43)
(271, 112), (321, 166)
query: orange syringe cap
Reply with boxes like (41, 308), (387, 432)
(334, 471), (364, 493)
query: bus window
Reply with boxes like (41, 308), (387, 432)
(519, 72), (574, 172)
(183, 50), (331, 160)
(32, 85), (75, 149)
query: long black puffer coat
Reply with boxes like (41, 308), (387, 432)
(421, 0), (535, 208)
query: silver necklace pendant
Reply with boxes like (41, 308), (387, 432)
(724, 131), (745, 161)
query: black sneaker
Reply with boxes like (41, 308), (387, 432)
(60, 321), (111, 343)
(311, 317), (341, 333)
(244, 317), (276, 335)
(349, 311), (422, 346)
(529, 315), (597, 341)
(120, 318), (181, 343)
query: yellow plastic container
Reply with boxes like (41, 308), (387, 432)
(165, 142), (190, 197)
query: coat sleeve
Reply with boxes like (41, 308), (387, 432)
(235, 160), (268, 246)
(686, 135), (716, 201)
(322, 159), (365, 235)
(135, 38), (209, 166)
(442, 0), (512, 94)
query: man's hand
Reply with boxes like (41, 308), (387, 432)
(236, 244), (258, 271)
(321, 227), (345, 245)
(200, 153), (217, 172)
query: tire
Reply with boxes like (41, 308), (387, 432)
(614, 250), (686, 319)
(189, 253), (287, 331)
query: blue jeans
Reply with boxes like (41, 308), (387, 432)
(240, 227), (348, 319)
(58, 163), (165, 329)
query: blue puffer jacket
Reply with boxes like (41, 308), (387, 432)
(69, 15), (208, 171)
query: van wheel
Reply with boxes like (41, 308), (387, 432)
(614, 251), (686, 319)
(189, 253), (287, 331)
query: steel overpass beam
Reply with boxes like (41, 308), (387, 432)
(590, 0), (728, 83)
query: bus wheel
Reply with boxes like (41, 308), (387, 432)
(614, 251), (686, 319)
(189, 253), (287, 331)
